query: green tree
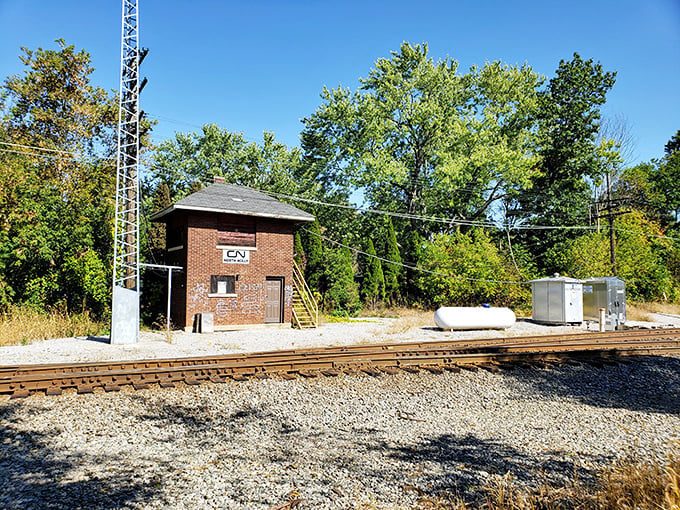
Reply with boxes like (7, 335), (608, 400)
(151, 124), (317, 200)
(414, 229), (529, 309)
(301, 42), (541, 238)
(651, 130), (680, 224)
(554, 211), (677, 301)
(324, 246), (360, 316)
(303, 221), (324, 291)
(293, 231), (304, 268)
(0, 40), (117, 316)
(140, 182), (172, 325)
(382, 216), (403, 304)
(513, 53), (616, 272)
(360, 239), (385, 307)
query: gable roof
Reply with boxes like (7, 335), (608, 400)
(149, 183), (315, 223)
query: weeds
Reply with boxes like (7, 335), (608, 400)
(402, 446), (680, 510)
(381, 308), (433, 335)
(0, 304), (106, 346)
(627, 301), (680, 322)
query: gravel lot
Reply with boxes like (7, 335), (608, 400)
(1, 315), (679, 509)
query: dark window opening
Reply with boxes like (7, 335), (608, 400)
(167, 227), (185, 248)
(210, 275), (236, 295)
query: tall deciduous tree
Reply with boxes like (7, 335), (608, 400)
(0, 40), (117, 315)
(301, 42), (541, 239)
(513, 53), (616, 272)
(151, 124), (318, 200)
(652, 130), (680, 223)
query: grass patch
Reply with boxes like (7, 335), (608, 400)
(0, 304), (107, 346)
(322, 314), (379, 324)
(628, 301), (680, 322)
(406, 445), (680, 509)
(365, 307), (434, 334)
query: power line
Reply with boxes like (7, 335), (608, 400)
(0, 141), (78, 155)
(260, 187), (607, 232)
(158, 170), (680, 242)
(0, 148), (65, 159)
(304, 227), (528, 286)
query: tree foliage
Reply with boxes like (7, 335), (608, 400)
(3, 40), (680, 329)
(414, 229), (530, 308)
(151, 124), (317, 200)
(324, 246), (360, 316)
(0, 40), (117, 316)
(381, 216), (402, 304)
(512, 53), (616, 272)
(360, 239), (385, 307)
(302, 221), (325, 292)
(301, 42), (541, 238)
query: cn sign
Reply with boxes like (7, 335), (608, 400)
(222, 249), (250, 264)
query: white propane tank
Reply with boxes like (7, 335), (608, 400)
(434, 306), (516, 330)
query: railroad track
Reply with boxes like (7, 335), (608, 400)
(2, 328), (679, 399)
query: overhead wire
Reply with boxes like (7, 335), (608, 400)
(0, 147), (71, 160)
(0, 141), (78, 155)
(303, 227), (528, 285)
(145, 119), (680, 242)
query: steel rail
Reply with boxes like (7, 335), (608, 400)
(1, 329), (679, 398)
(2, 328), (678, 378)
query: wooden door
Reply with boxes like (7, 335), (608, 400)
(265, 278), (283, 323)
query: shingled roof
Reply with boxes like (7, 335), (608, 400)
(149, 183), (315, 223)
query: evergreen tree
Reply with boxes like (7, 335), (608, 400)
(304, 221), (324, 291)
(293, 231), (305, 268)
(324, 246), (360, 316)
(361, 239), (385, 307)
(382, 217), (402, 305)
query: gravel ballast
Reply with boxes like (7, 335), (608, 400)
(1, 316), (679, 509)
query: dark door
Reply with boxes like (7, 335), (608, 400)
(265, 278), (283, 323)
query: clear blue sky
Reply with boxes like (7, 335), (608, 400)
(1, 0), (678, 164)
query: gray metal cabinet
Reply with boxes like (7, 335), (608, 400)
(531, 275), (583, 324)
(582, 277), (626, 330)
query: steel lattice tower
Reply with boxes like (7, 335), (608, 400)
(111, 0), (141, 344)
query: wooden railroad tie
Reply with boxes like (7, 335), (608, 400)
(3, 328), (680, 399)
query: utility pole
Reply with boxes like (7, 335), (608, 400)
(111, 0), (146, 344)
(606, 172), (616, 275)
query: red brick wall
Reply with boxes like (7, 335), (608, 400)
(167, 211), (295, 329)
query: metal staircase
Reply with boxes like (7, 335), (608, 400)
(292, 261), (318, 328)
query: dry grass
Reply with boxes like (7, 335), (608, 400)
(0, 305), (106, 346)
(627, 301), (680, 322)
(401, 446), (680, 510)
(376, 307), (433, 335)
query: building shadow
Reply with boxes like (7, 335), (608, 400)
(85, 335), (110, 344)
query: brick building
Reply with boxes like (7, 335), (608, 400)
(150, 180), (315, 331)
